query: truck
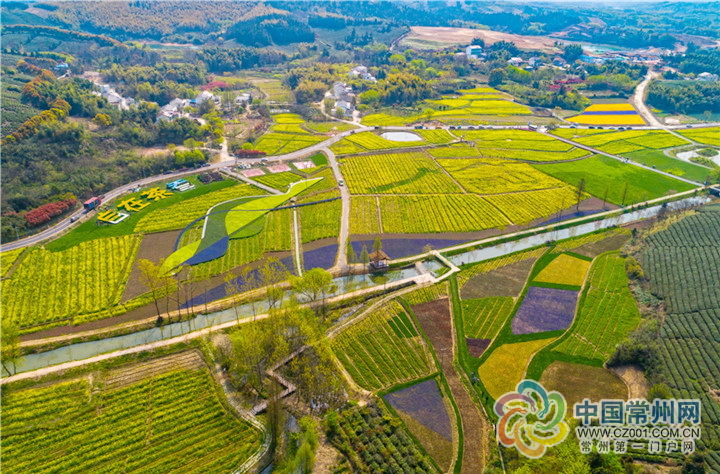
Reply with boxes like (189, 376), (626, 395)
(83, 196), (102, 211)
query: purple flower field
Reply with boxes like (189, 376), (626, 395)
(384, 379), (453, 441)
(350, 238), (471, 261)
(511, 286), (579, 335)
(303, 244), (337, 270)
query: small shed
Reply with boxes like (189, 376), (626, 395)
(369, 249), (390, 270)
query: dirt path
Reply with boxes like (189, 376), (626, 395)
(631, 71), (664, 128)
(412, 298), (488, 473)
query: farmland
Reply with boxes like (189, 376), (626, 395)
(134, 183), (264, 233)
(340, 152), (463, 194)
(1, 248), (24, 276)
(532, 253), (592, 288)
(330, 131), (427, 155)
(511, 286), (579, 335)
(637, 204), (720, 469)
(331, 300), (434, 391)
(327, 404), (437, 473)
(1, 367), (263, 473)
(247, 76), (291, 103)
(677, 126), (720, 146)
(299, 192), (341, 243)
(254, 132), (324, 155)
(483, 187), (581, 225)
(1, 235), (140, 331)
(377, 195), (509, 233)
(625, 149), (711, 183)
(551, 252), (641, 362)
(252, 171), (304, 191)
(349, 196), (382, 234)
(436, 158), (568, 194)
(567, 103), (645, 125)
(462, 297), (515, 340)
(532, 155), (696, 205)
(478, 337), (555, 399)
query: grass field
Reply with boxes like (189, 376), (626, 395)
(248, 76), (292, 103)
(625, 149), (712, 183)
(332, 300), (434, 391)
(341, 152), (463, 194)
(533, 253), (592, 288)
(551, 252), (641, 362)
(462, 297), (515, 339)
(2, 367), (263, 473)
(478, 337), (556, 399)
(134, 183), (265, 233)
(1, 234), (140, 332)
(532, 155), (696, 205)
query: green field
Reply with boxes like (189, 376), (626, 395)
(551, 252), (642, 362)
(2, 367), (263, 473)
(462, 297), (515, 340)
(332, 300), (434, 391)
(532, 155), (696, 205)
(1, 235), (140, 332)
(625, 149), (713, 183)
(299, 191), (341, 243)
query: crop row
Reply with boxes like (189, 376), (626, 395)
(254, 132), (324, 156)
(332, 300), (433, 391)
(252, 171), (303, 191)
(341, 152), (463, 194)
(134, 183), (262, 233)
(566, 114), (645, 126)
(478, 337), (555, 399)
(2, 369), (262, 473)
(377, 194), (509, 233)
(300, 196), (341, 243)
(349, 196), (382, 234)
(533, 253), (591, 288)
(437, 157), (567, 195)
(461, 297), (514, 339)
(553, 253), (641, 362)
(677, 127), (720, 146)
(1, 248), (25, 277)
(1, 235), (140, 329)
(403, 282), (449, 305)
(476, 146), (589, 162)
(484, 186), (581, 225)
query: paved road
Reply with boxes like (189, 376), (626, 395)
(631, 71), (664, 128)
(324, 147), (351, 271)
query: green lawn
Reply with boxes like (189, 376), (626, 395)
(626, 149), (713, 184)
(532, 155), (696, 205)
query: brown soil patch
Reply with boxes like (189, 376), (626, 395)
(311, 434), (341, 474)
(573, 232), (631, 258)
(403, 26), (561, 53)
(461, 258), (536, 299)
(412, 298), (488, 473)
(609, 365), (650, 399)
(540, 361), (628, 409)
(122, 230), (182, 302)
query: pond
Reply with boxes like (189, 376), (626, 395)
(380, 131), (422, 142)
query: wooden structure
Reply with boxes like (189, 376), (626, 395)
(369, 249), (390, 270)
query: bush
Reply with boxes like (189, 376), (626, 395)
(24, 198), (77, 227)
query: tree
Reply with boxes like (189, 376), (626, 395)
(575, 178), (586, 210)
(291, 268), (337, 318)
(1, 320), (22, 375)
(647, 383), (672, 401)
(260, 257), (289, 309)
(488, 68), (507, 87)
(92, 113), (112, 128)
(138, 258), (174, 319)
(563, 43), (583, 63)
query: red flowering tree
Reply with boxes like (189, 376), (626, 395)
(24, 198), (77, 227)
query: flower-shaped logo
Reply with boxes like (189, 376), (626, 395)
(494, 380), (569, 458)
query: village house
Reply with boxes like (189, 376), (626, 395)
(349, 65), (377, 82)
(465, 45), (484, 59)
(332, 81), (355, 117)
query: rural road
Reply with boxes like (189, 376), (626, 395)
(324, 147), (351, 272)
(632, 71), (664, 128)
